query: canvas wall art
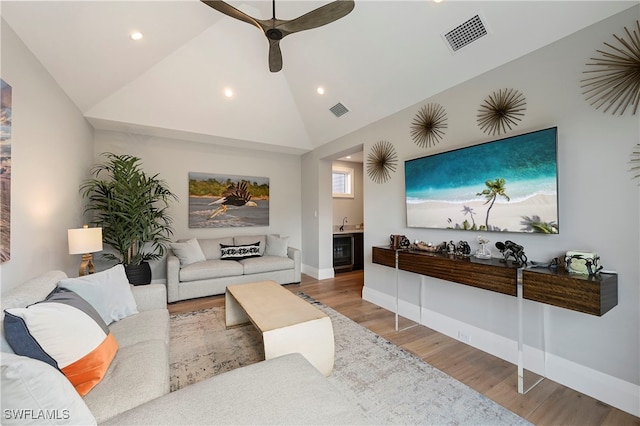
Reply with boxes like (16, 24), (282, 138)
(1, 79), (12, 262)
(405, 127), (558, 234)
(188, 172), (269, 228)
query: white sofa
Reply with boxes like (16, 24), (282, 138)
(1, 270), (171, 424)
(166, 234), (301, 303)
(1, 270), (368, 425)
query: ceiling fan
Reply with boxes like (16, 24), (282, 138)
(201, 0), (355, 72)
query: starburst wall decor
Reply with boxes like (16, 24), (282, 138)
(581, 20), (640, 116)
(366, 140), (398, 184)
(410, 103), (448, 148)
(477, 88), (526, 136)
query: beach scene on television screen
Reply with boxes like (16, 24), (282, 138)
(405, 128), (558, 234)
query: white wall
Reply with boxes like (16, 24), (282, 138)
(93, 130), (302, 280)
(0, 19), (94, 291)
(303, 6), (640, 416)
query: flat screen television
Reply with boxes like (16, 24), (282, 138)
(405, 127), (558, 233)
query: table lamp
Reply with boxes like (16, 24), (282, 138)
(68, 225), (103, 276)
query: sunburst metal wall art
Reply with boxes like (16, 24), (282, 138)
(410, 103), (448, 148)
(477, 88), (527, 136)
(366, 140), (398, 184)
(581, 20), (640, 116)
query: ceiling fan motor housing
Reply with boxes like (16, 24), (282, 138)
(266, 28), (284, 40)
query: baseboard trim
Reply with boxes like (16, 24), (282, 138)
(301, 264), (334, 280)
(362, 286), (640, 417)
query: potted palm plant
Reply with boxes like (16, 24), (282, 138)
(80, 152), (178, 284)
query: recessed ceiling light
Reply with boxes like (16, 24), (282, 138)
(130, 32), (143, 41)
(224, 88), (234, 98)
(317, 86), (325, 95)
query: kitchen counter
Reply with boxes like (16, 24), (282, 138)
(333, 229), (364, 235)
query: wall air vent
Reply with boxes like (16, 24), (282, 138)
(330, 102), (349, 118)
(442, 14), (488, 53)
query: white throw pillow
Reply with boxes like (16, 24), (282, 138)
(0, 353), (97, 425)
(170, 238), (206, 266)
(58, 264), (138, 325)
(265, 234), (289, 257)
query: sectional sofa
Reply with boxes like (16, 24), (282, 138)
(0, 268), (368, 425)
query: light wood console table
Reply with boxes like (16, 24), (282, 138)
(372, 246), (618, 393)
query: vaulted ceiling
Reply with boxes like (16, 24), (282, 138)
(2, 1), (636, 154)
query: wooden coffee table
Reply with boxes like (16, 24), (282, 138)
(225, 280), (335, 376)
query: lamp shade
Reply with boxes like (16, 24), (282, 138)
(68, 226), (103, 255)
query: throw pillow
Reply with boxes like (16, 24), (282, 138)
(169, 238), (206, 266)
(234, 235), (266, 255)
(1, 353), (97, 425)
(58, 264), (138, 325)
(265, 234), (289, 257)
(220, 242), (261, 260)
(3, 288), (119, 396)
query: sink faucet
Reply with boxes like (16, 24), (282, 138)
(339, 217), (347, 232)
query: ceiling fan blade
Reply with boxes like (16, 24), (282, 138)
(201, 1), (263, 32)
(277, 0), (354, 35)
(268, 39), (283, 72)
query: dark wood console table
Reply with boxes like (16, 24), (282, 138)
(372, 246), (617, 316)
(372, 245), (618, 394)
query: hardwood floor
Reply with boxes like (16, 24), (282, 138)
(168, 271), (639, 426)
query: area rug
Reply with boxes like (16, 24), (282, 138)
(169, 294), (530, 425)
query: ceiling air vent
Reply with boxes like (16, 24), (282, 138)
(330, 102), (349, 118)
(443, 14), (488, 53)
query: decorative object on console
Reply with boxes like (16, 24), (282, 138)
(456, 241), (471, 257)
(188, 172), (269, 228)
(367, 140), (398, 184)
(475, 235), (492, 259)
(495, 240), (528, 266)
(68, 225), (103, 276)
(390, 234), (410, 249)
(410, 103), (448, 148)
(80, 152), (177, 284)
(565, 251), (602, 276)
(413, 241), (446, 253)
(581, 20), (640, 116)
(477, 88), (526, 135)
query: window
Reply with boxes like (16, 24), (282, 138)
(332, 166), (354, 198)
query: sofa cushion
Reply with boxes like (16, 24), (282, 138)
(220, 242), (261, 260)
(198, 237), (234, 260)
(265, 234), (289, 257)
(101, 354), (369, 425)
(1, 353), (97, 425)
(169, 238), (206, 266)
(58, 264), (139, 325)
(234, 235), (267, 255)
(109, 309), (170, 348)
(83, 340), (169, 424)
(240, 255), (295, 275)
(3, 288), (118, 396)
(179, 259), (243, 282)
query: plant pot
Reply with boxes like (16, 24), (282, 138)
(124, 262), (152, 286)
